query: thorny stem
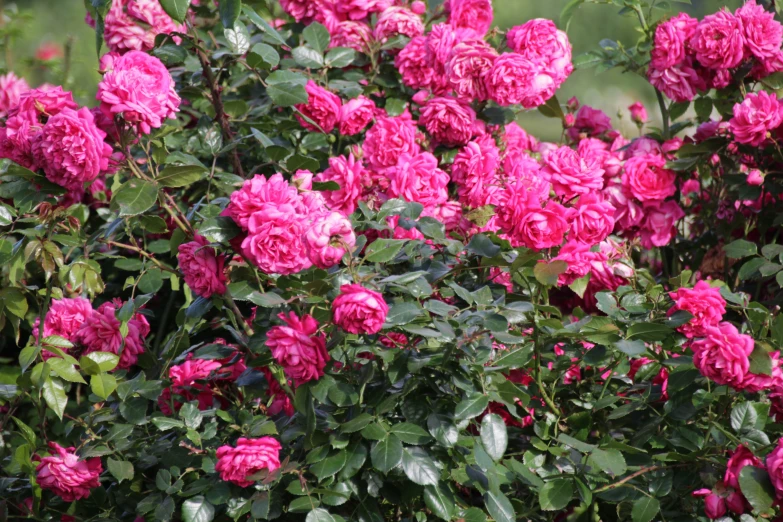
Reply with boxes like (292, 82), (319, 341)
(224, 291), (254, 337)
(103, 240), (178, 274)
(593, 464), (687, 493)
(655, 89), (670, 140)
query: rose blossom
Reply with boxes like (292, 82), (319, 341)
(567, 104), (613, 141)
(447, 0), (493, 37)
(215, 437), (282, 487)
(485, 53), (555, 108)
(330, 21), (373, 52)
(178, 234), (227, 298)
(554, 241), (606, 286)
(374, 6), (424, 41)
(0, 72), (29, 118)
(730, 90), (783, 146)
(648, 59), (700, 103)
(295, 81), (342, 133)
(668, 280), (727, 338)
(691, 322), (755, 390)
(262, 367), (294, 416)
(541, 145), (605, 198)
(396, 36), (437, 91)
(241, 205), (312, 275)
(640, 200), (684, 249)
(315, 154), (365, 215)
(497, 183), (571, 250)
(452, 135), (501, 208)
(419, 96), (476, 147)
(266, 312), (329, 384)
(737, 0), (783, 60)
(650, 13), (698, 69)
(446, 40), (497, 101)
(103, 0), (185, 53)
(35, 442), (102, 501)
(571, 193), (616, 245)
(96, 51), (181, 135)
(335, 0), (390, 21)
(767, 438), (783, 497)
(387, 152), (450, 210)
(75, 299), (150, 370)
(725, 445), (762, 491)
(159, 357), (224, 415)
(690, 9), (745, 70)
(339, 95), (375, 136)
(304, 212), (357, 269)
(505, 19), (573, 85)
(621, 154), (677, 202)
(33, 107), (113, 189)
(363, 111), (420, 169)
(226, 173), (307, 230)
(32, 297), (93, 355)
(629, 102), (648, 124)
(332, 284), (388, 334)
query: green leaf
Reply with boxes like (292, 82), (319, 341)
(0, 287), (28, 318)
(537, 94), (564, 120)
(242, 5), (287, 46)
(401, 447), (439, 486)
(539, 479), (573, 511)
(107, 458), (134, 483)
(588, 449), (627, 476)
(484, 490), (515, 522)
(152, 417), (185, 431)
(466, 234), (500, 257)
(480, 414), (508, 461)
(749, 344), (773, 376)
(342, 413), (374, 434)
(366, 239), (406, 262)
(183, 496), (216, 522)
(631, 497), (660, 522)
(303, 22), (330, 53)
(113, 179), (158, 217)
(159, 0), (190, 23)
(311, 451), (347, 481)
(390, 423), (432, 445)
(42, 377), (67, 419)
(371, 434), (403, 473)
(613, 339), (646, 356)
(219, 0), (241, 27)
(157, 165), (207, 188)
(225, 22), (250, 54)
(731, 402), (759, 433)
(455, 393), (489, 420)
(739, 466), (776, 514)
(79, 352), (119, 376)
(91, 373), (117, 400)
(534, 260), (567, 287)
(293, 46), (324, 69)
(427, 414), (458, 448)
(694, 97), (713, 121)
(48, 358), (86, 384)
(306, 508), (335, 522)
(267, 82), (308, 107)
(385, 302), (422, 325)
(626, 323), (673, 342)
(325, 47), (356, 68)
(569, 273), (591, 298)
(19, 344), (41, 373)
(248, 43), (280, 69)
(423, 484), (456, 521)
(724, 239), (758, 259)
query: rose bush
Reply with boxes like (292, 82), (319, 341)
(3, 0), (783, 521)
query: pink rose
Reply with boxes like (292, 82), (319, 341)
(503, 122), (539, 153)
(241, 205), (312, 275)
(363, 112), (420, 169)
(387, 152), (450, 210)
(567, 105), (613, 141)
(571, 193), (615, 245)
(668, 280), (726, 338)
(747, 169), (765, 185)
(75, 299), (149, 370)
(339, 95), (376, 136)
(621, 154), (677, 202)
(0, 72), (29, 118)
(35, 442), (102, 502)
(262, 367), (294, 417)
(628, 102), (647, 124)
(97, 51), (180, 135)
(335, 0), (390, 21)
(280, 0), (322, 22)
(419, 96), (476, 147)
(730, 90), (783, 146)
(380, 332), (408, 348)
(33, 107), (113, 190)
(766, 438), (783, 497)
(374, 6), (424, 41)
(104, 0), (185, 53)
(32, 297), (93, 355)
(691, 322), (754, 390)
(178, 234), (227, 298)
(315, 154), (365, 215)
(226, 173), (307, 231)
(725, 445), (762, 491)
(693, 489), (727, 520)
(266, 312), (329, 384)
(215, 437), (282, 487)
(553, 241), (606, 286)
(737, 0), (783, 60)
(650, 13), (697, 69)
(447, 0), (493, 37)
(332, 284), (388, 334)
(485, 53), (555, 108)
(497, 184), (571, 250)
(396, 36), (437, 91)
(330, 21), (373, 52)
(506, 19), (573, 85)
(304, 211), (357, 268)
(452, 135), (502, 208)
(159, 357), (224, 415)
(690, 9), (745, 70)
(296, 80), (342, 134)
(541, 145), (605, 198)
(648, 59), (701, 103)
(639, 200), (684, 249)
(604, 183), (644, 232)
(446, 40), (497, 101)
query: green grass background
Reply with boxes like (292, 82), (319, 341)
(9, 0), (744, 140)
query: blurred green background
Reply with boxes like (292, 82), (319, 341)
(8, 0), (744, 140)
